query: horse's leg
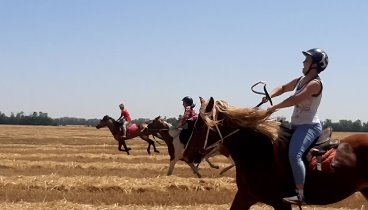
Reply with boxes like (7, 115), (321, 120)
(146, 141), (152, 154)
(118, 140), (130, 155)
(149, 137), (160, 153)
(141, 136), (160, 154)
(188, 162), (202, 178)
(219, 156), (235, 175)
(230, 190), (255, 210)
(167, 158), (177, 176)
(167, 136), (183, 176)
(219, 164), (235, 175)
(205, 157), (220, 169)
(141, 136), (152, 154)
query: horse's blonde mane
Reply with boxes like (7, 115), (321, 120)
(204, 100), (288, 142)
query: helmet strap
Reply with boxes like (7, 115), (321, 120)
(305, 63), (320, 75)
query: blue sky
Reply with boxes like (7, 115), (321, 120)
(1, 1), (367, 122)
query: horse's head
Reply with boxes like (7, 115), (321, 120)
(96, 115), (115, 129)
(145, 116), (176, 140)
(183, 96), (218, 163)
(147, 116), (172, 131)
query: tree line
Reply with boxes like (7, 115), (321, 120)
(1, 111), (368, 132)
(0, 111), (99, 126)
(0, 111), (179, 127)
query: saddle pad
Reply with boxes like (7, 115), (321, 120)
(128, 124), (138, 135)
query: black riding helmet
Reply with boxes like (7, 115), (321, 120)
(182, 96), (194, 106)
(302, 48), (329, 72)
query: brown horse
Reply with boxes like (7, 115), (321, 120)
(183, 97), (368, 210)
(96, 115), (160, 155)
(146, 116), (234, 177)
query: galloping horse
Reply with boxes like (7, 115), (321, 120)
(146, 116), (234, 177)
(96, 115), (160, 155)
(183, 97), (368, 210)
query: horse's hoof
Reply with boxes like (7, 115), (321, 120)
(155, 150), (160, 153)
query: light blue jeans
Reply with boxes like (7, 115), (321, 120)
(289, 123), (322, 186)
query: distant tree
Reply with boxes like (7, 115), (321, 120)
(352, 120), (362, 132)
(323, 119), (333, 128)
(132, 118), (150, 124)
(166, 117), (179, 127)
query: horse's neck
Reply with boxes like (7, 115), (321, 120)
(222, 128), (274, 157)
(107, 121), (120, 135)
(159, 130), (173, 142)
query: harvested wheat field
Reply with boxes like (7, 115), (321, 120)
(0, 125), (366, 210)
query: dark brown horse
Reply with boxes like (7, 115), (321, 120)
(183, 97), (368, 210)
(146, 116), (234, 177)
(96, 115), (160, 155)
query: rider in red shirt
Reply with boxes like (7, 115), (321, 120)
(117, 103), (132, 138)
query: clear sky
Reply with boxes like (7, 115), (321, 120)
(1, 1), (368, 122)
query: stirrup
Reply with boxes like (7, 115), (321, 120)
(282, 194), (306, 205)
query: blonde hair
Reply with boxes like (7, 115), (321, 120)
(204, 100), (288, 142)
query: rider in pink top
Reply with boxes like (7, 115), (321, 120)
(117, 103), (132, 138)
(177, 96), (198, 128)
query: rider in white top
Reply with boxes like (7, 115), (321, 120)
(264, 48), (329, 205)
(291, 75), (322, 125)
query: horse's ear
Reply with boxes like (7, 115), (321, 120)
(205, 97), (214, 113)
(155, 116), (160, 120)
(199, 96), (206, 104)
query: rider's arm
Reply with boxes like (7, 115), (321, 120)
(117, 110), (124, 121)
(177, 107), (191, 128)
(262, 77), (300, 103)
(269, 80), (321, 111)
(270, 77), (300, 98)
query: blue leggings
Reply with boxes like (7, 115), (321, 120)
(289, 123), (322, 186)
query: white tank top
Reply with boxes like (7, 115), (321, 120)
(291, 76), (322, 125)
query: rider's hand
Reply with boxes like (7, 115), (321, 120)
(261, 96), (269, 103)
(267, 105), (277, 113)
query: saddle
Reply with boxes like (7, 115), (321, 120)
(278, 126), (340, 172)
(179, 120), (196, 145)
(307, 127), (339, 156)
(304, 127), (339, 171)
(118, 122), (139, 137)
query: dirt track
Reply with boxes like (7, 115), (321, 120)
(0, 125), (366, 209)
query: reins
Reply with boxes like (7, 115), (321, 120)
(251, 81), (273, 107)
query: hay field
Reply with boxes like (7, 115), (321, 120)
(0, 125), (366, 210)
